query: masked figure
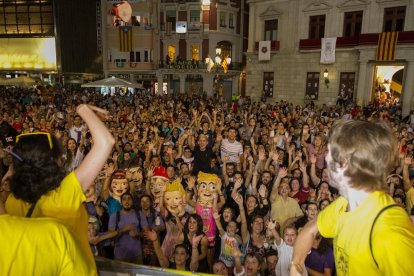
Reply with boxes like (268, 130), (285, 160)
(195, 172), (221, 247)
(161, 179), (188, 260)
(148, 166), (169, 211)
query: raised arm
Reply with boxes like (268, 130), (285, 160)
(234, 193), (249, 245)
(270, 167), (287, 202)
(291, 220), (319, 276)
(403, 157), (413, 192)
(145, 230), (170, 268)
(213, 212), (226, 237)
(74, 104), (115, 192)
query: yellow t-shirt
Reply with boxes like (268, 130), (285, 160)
(5, 172), (96, 272)
(406, 187), (414, 213)
(317, 191), (414, 276)
(270, 194), (303, 227)
(0, 214), (95, 276)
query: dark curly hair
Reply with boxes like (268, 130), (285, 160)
(184, 213), (204, 236)
(10, 133), (65, 204)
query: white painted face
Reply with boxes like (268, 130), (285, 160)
(164, 191), (185, 216)
(111, 179), (128, 200)
(150, 177), (167, 200)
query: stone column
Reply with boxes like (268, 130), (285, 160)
(157, 72), (163, 95)
(356, 60), (368, 106)
(203, 73), (215, 98)
(179, 73), (186, 94)
(402, 60), (414, 116)
(247, 5), (256, 52)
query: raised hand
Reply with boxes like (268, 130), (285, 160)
(187, 176), (196, 190)
(213, 212), (221, 220)
(147, 166), (154, 178)
(405, 156), (412, 166)
(267, 219), (277, 231)
(192, 234), (204, 248)
(258, 185), (268, 199)
(232, 193), (244, 206)
(278, 167), (288, 178)
(144, 230), (158, 242)
(310, 154), (317, 164)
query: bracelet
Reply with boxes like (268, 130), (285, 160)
(291, 262), (303, 274)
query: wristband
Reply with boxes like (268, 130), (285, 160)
(291, 262), (303, 274)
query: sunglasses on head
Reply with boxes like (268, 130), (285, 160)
(16, 132), (53, 150)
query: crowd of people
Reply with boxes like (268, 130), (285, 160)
(1, 85), (414, 275)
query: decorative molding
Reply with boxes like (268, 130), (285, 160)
(337, 0), (370, 9)
(303, 0), (333, 12)
(376, 0), (409, 3)
(259, 6), (283, 19)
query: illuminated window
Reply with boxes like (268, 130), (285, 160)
(0, 0), (54, 37)
(168, 45), (176, 62)
(191, 45), (199, 61)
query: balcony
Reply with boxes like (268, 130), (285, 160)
(254, 40), (280, 51)
(107, 61), (155, 71)
(157, 60), (243, 71)
(299, 31), (414, 50)
(188, 22), (203, 32)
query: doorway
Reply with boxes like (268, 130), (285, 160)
(372, 65), (404, 106)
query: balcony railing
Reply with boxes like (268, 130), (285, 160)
(299, 31), (414, 50)
(254, 40), (280, 51)
(157, 60), (243, 71)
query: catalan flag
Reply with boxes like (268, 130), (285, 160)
(119, 27), (133, 52)
(376, 32), (399, 61)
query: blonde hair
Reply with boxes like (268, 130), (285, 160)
(165, 179), (185, 196)
(197, 171), (219, 185)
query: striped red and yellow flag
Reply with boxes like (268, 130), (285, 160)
(376, 32), (399, 61)
(119, 27), (133, 52)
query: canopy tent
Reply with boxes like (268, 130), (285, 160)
(81, 76), (141, 88)
(1, 76), (38, 87)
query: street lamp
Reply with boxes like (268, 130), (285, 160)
(205, 47), (231, 98)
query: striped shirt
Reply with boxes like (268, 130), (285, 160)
(220, 139), (243, 163)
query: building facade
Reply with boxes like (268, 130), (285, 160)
(0, 0), (102, 83)
(101, 0), (247, 100)
(245, 0), (414, 115)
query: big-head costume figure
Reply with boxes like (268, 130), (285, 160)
(195, 172), (221, 246)
(150, 166), (169, 210)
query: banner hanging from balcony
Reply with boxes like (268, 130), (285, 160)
(376, 32), (399, 61)
(119, 26), (133, 52)
(258, 41), (271, 61)
(320, 37), (336, 64)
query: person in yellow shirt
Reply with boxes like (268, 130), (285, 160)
(5, 104), (115, 273)
(0, 214), (94, 276)
(291, 120), (414, 276)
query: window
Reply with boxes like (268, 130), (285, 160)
(263, 72), (274, 97)
(144, 50), (149, 62)
(130, 51), (135, 62)
(217, 41), (232, 60)
(229, 13), (234, 28)
(264, 19), (278, 41)
(343, 11), (363, 37)
(0, 0), (54, 36)
(220, 12), (226, 27)
(190, 10), (200, 22)
(166, 10), (176, 31)
(338, 72), (355, 104)
(305, 72), (320, 100)
(136, 51), (141, 62)
(309, 15), (325, 39)
(383, 6), (406, 32)
(191, 45), (200, 61)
